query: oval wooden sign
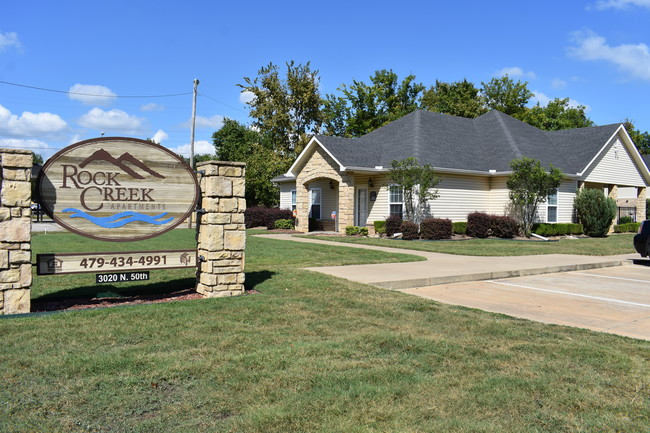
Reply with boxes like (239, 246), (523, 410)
(37, 137), (199, 242)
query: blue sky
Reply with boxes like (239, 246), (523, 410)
(1, 0), (650, 160)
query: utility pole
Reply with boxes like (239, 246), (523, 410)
(188, 78), (199, 229)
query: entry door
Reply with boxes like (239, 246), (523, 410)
(357, 188), (368, 226)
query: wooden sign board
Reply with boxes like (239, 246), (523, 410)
(36, 137), (199, 242)
(36, 250), (197, 275)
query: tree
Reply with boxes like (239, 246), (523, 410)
(623, 119), (650, 155)
(211, 118), (288, 207)
(506, 157), (564, 236)
(388, 157), (441, 224)
(520, 98), (593, 131)
(322, 69), (425, 137)
(421, 79), (487, 118)
(33, 153), (43, 164)
(239, 61), (323, 157)
(481, 75), (533, 118)
(574, 188), (617, 237)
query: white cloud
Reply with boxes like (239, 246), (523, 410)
(0, 31), (21, 52)
(0, 104), (68, 137)
(551, 78), (567, 90)
(239, 90), (256, 104)
(0, 138), (50, 151)
(494, 66), (536, 80)
(151, 129), (168, 143)
(185, 114), (225, 129)
(68, 84), (117, 106)
(168, 140), (215, 157)
(531, 91), (551, 106)
(592, 0), (650, 10)
(140, 103), (164, 112)
(568, 30), (650, 80)
(78, 108), (145, 134)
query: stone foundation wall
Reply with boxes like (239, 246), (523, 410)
(0, 149), (33, 314)
(195, 161), (246, 297)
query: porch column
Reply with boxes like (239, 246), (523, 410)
(637, 187), (647, 222)
(338, 174), (355, 234)
(608, 184), (618, 233)
(295, 182), (310, 233)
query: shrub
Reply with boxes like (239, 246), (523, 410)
(420, 218), (452, 240)
(273, 219), (294, 230)
(374, 220), (386, 235)
(570, 223), (584, 235)
(244, 206), (293, 229)
(533, 223), (583, 236)
(452, 221), (467, 235)
(400, 221), (420, 240)
(345, 226), (368, 236)
(574, 189), (617, 237)
(466, 212), (491, 238)
(555, 223), (570, 236)
(619, 216), (633, 224)
(614, 222), (640, 233)
(490, 215), (519, 238)
(385, 216), (403, 237)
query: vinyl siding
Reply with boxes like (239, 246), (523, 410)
(583, 137), (646, 187)
(279, 182), (296, 210)
(429, 174), (490, 222)
(488, 177), (511, 216)
(306, 179), (338, 220)
(356, 174), (390, 224)
(538, 180), (577, 223)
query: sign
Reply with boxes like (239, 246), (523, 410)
(36, 137), (199, 242)
(36, 250), (197, 275)
(96, 272), (150, 284)
(331, 210), (337, 219)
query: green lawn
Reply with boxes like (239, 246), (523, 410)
(0, 230), (647, 432)
(303, 233), (637, 256)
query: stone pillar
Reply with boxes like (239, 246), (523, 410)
(608, 184), (618, 233)
(296, 182), (310, 233)
(338, 174), (355, 234)
(195, 161), (246, 298)
(0, 149), (33, 314)
(637, 187), (647, 222)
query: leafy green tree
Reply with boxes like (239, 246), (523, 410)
(506, 157), (564, 236)
(32, 153), (43, 164)
(421, 79), (487, 118)
(323, 69), (425, 137)
(211, 118), (288, 207)
(388, 157), (441, 224)
(574, 188), (617, 237)
(481, 75), (533, 118)
(239, 61), (323, 157)
(520, 98), (594, 131)
(623, 119), (650, 155)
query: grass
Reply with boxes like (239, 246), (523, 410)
(302, 233), (638, 256)
(0, 230), (647, 432)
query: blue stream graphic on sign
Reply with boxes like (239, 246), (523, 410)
(62, 209), (174, 228)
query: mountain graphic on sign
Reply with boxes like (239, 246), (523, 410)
(79, 149), (166, 179)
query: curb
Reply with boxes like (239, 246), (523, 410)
(374, 260), (626, 290)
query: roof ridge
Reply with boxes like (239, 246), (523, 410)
(492, 111), (523, 159)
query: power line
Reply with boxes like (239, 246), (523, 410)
(198, 92), (247, 114)
(0, 80), (192, 98)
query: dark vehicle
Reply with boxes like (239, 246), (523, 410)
(633, 220), (650, 257)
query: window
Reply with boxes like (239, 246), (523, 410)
(389, 185), (403, 219)
(547, 189), (558, 223)
(310, 188), (321, 219)
(291, 190), (297, 211)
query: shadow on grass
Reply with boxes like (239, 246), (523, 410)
(244, 270), (275, 291)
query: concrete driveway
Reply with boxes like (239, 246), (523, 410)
(401, 264), (650, 340)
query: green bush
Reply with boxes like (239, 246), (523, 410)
(618, 216), (633, 224)
(574, 188), (617, 237)
(273, 219), (294, 230)
(374, 220), (386, 235)
(345, 226), (368, 236)
(614, 222), (640, 233)
(533, 223), (583, 236)
(452, 221), (467, 235)
(570, 223), (584, 235)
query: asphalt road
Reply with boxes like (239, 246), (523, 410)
(401, 262), (650, 341)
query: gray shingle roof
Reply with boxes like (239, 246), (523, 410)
(313, 109), (623, 175)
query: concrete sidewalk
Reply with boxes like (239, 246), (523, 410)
(256, 233), (638, 289)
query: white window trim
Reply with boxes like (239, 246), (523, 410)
(291, 189), (297, 211)
(547, 189), (558, 223)
(389, 184), (403, 219)
(310, 188), (321, 219)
